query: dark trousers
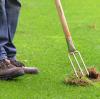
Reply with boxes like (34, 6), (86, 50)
(0, 0), (21, 60)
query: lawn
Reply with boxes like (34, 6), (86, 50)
(0, 0), (100, 99)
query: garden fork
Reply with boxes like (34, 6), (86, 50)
(55, 0), (89, 78)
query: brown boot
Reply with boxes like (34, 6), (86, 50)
(0, 59), (24, 80)
(10, 60), (39, 74)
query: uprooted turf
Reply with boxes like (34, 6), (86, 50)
(64, 68), (100, 86)
(64, 76), (93, 86)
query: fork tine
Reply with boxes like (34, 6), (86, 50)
(68, 53), (79, 78)
(77, 51), (89, 75)
(72, 52), (84, 76)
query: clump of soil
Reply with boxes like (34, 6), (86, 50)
(88, 67), (100, 81)
(64, 77), (92, 86)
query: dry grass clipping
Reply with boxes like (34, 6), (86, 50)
(64, 76), (93, 86)
(64, 67), (100, 86)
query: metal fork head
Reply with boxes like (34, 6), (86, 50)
(68, 51), (89, 78)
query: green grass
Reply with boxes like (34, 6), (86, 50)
(0, 0), (100, 99)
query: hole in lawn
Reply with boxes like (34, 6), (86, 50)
(64, 67), (100, 86)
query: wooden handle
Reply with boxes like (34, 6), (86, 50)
(55, 0), (76, 52)
(55, 0), (71, 38)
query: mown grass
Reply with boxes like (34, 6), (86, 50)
(0, 0), (100, 99)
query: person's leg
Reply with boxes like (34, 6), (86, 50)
(3, 0), (21, 60)
(4, 0), (39, 74)
(0, 0), (24, 80)
(0, 0), (8, 60)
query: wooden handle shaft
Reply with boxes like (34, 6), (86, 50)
(55, 0), (76, 52)
(55, 0), (71, 38)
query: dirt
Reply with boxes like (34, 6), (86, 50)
(64, 67), (100, 86)
(88, 67), (100, 82)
